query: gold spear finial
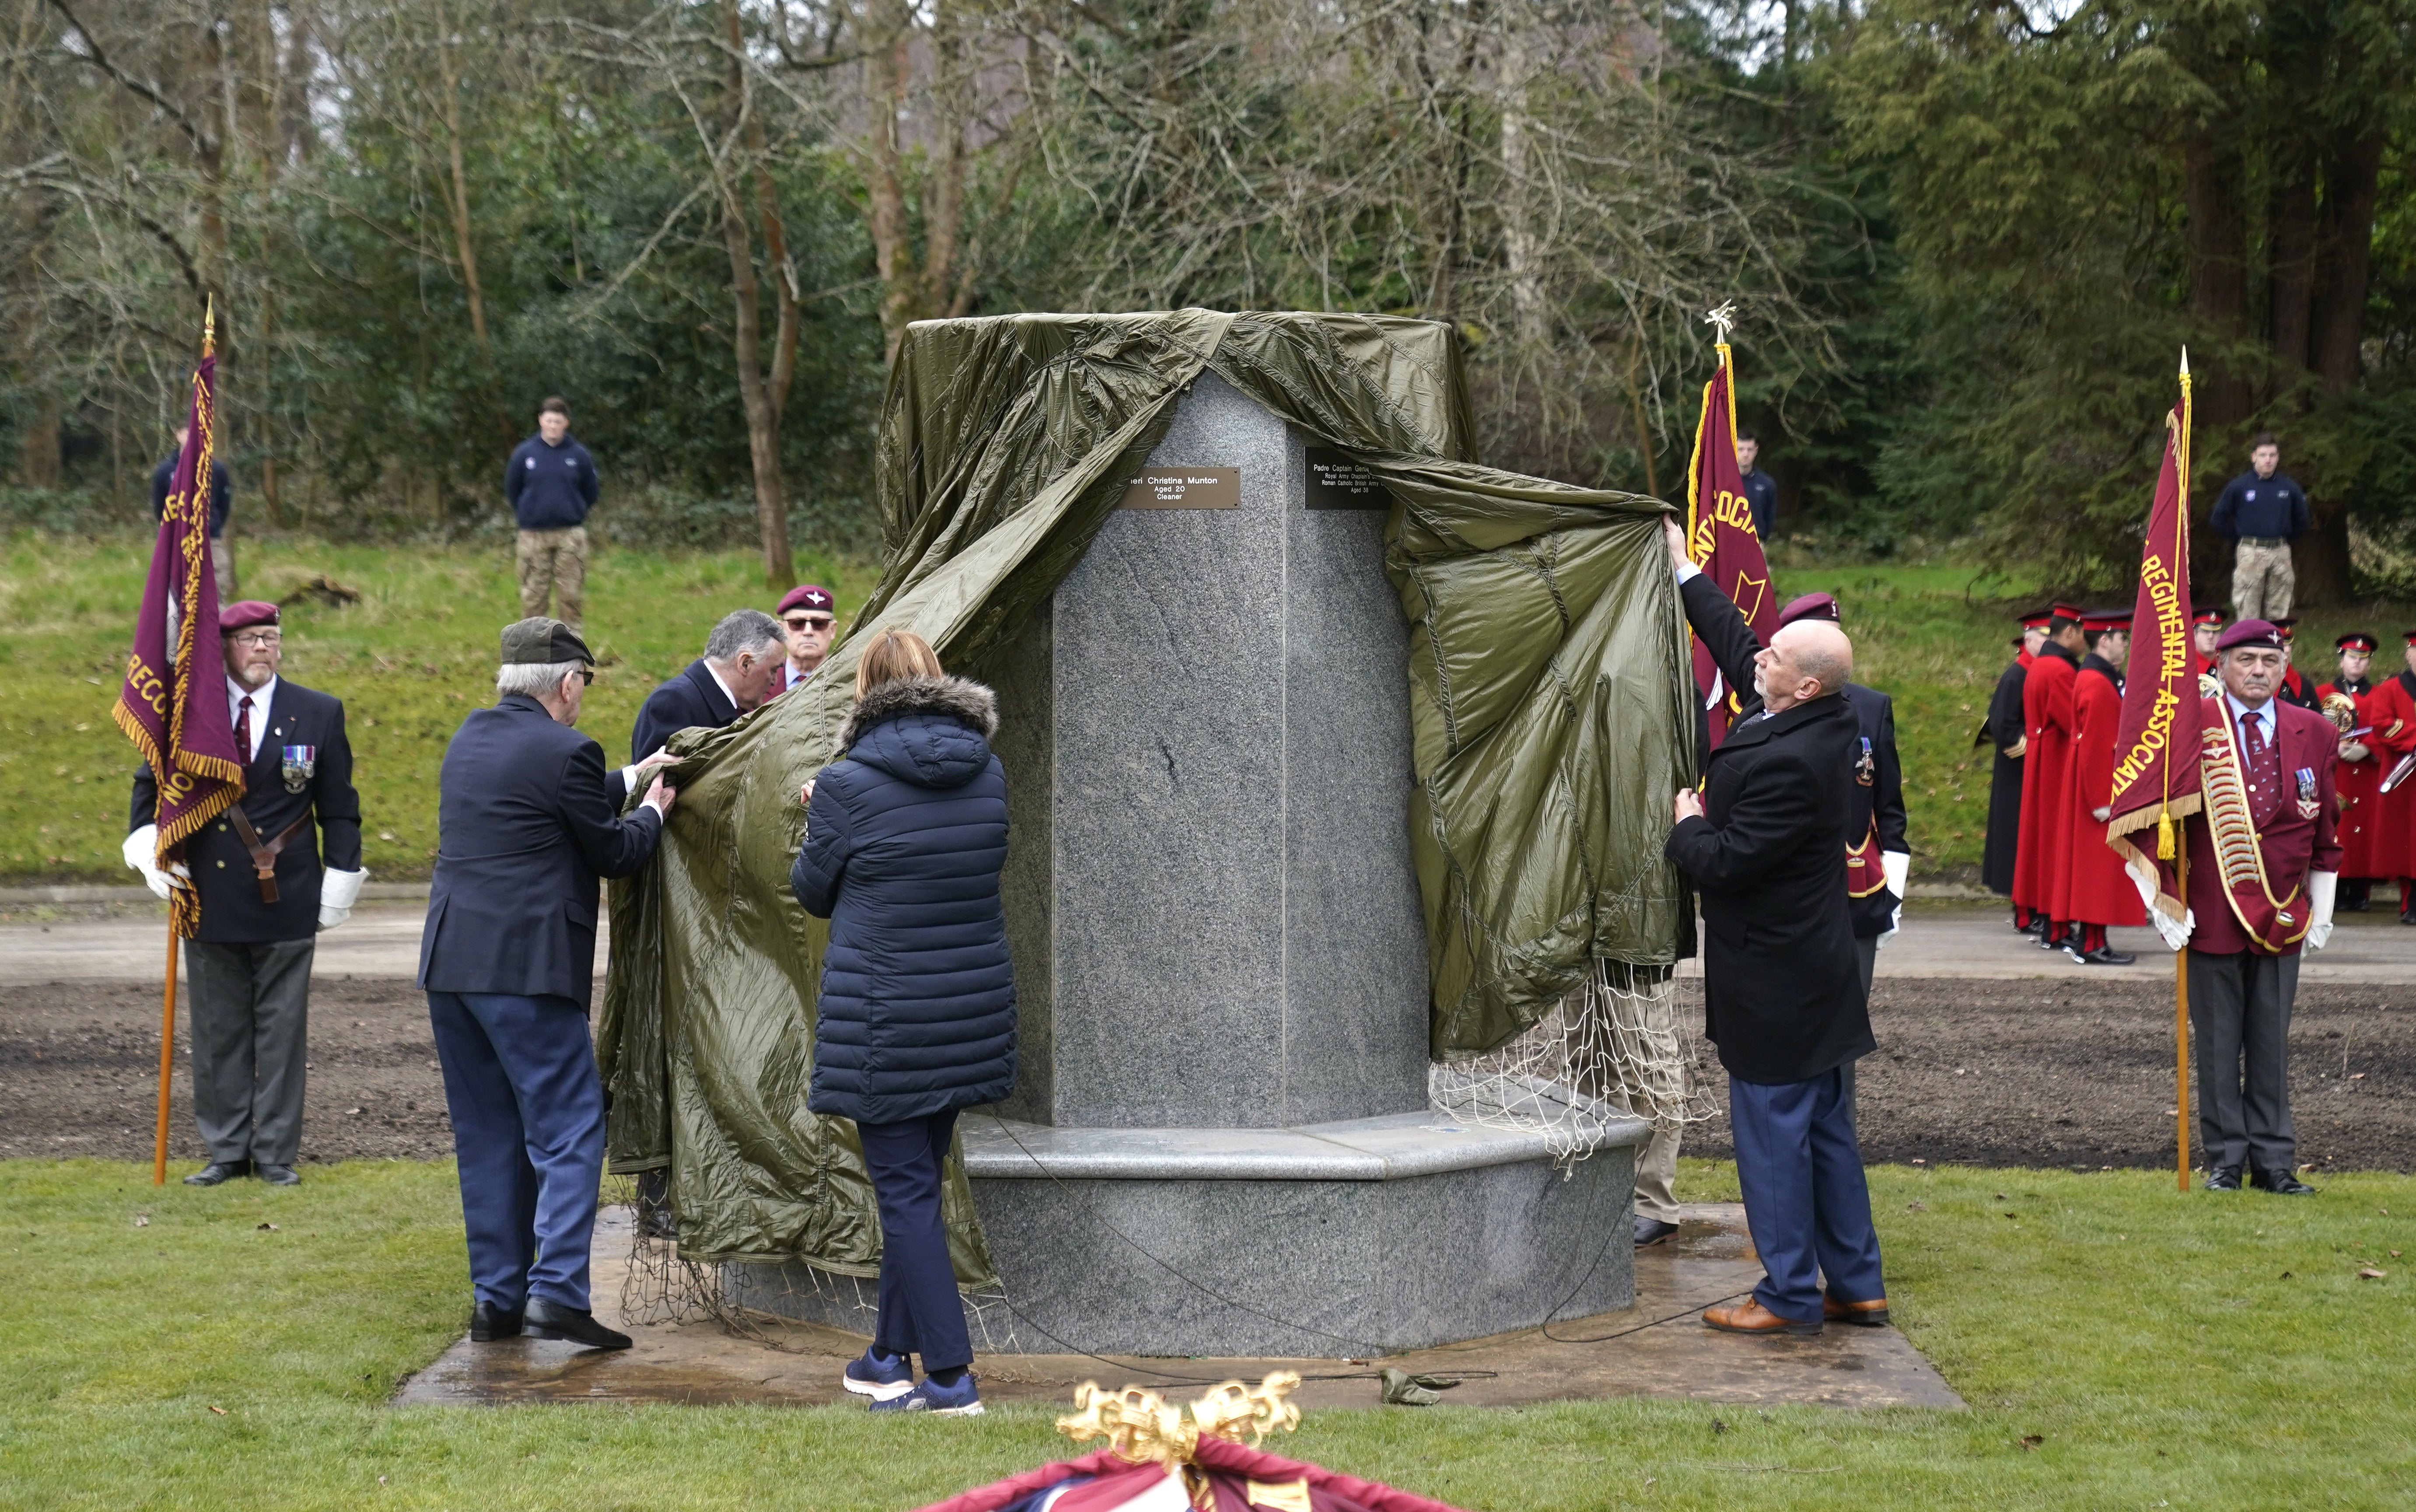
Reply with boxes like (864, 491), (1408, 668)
(202, 295), (216, 357)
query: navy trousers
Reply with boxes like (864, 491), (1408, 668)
(858, 1111), (973, 1372)
(1729, 1065), (1885, 1323)
(427, 992), (605, 1313)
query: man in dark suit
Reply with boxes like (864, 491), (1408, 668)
(421, 618), (676, 1350)
(630, 608), (787, 760)
(124, 600), (364, 1187)
(2154, 618), (2341, 1195)
(1658, 518), (1887, 1337)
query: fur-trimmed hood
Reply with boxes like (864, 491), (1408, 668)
(838, 675), (1000, 790)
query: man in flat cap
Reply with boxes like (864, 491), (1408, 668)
(2318, 633), (2381, 913)
(769, 584), (838, 699)
(2145, 618), (2339, 1194)
(124, 600), (365, 1186)
(420, 618), (676, 1350)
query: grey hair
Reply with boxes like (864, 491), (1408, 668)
(704, 608), (785, 663)
(496, 660), (584, 699)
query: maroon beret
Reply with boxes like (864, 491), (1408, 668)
(1776, 592), (1839, 629)
(218, 600), (280, 632)
(777, 584), (835, 617)
(2214, 618), (2284, 653)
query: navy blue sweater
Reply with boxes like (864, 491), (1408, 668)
(151, 454), (231, 536)
(504, 434), (601, 530)
(2212, 470), (2310, 541)
(791, 676), (1015, 1125)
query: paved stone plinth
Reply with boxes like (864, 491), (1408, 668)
(738, 1110), (1647, 1358)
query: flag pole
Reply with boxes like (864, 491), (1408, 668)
(2174, 347), (2194, 1194)
(154, 927), (179, 1184)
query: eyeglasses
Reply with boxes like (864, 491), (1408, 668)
(575, 668), (595, 686)
(228, 632), (282, 649)
(784, 615), (835, 631)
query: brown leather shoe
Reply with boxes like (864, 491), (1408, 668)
(1704, 1297), (1822, 1336)
(1823, 1292), (1891, 1327)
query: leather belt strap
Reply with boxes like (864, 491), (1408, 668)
(225, 809), (313, 904)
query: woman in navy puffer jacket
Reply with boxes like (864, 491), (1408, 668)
(790, 628), (1013, 1416)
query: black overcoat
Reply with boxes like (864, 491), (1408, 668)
(1976, 656), (2027, 896)
(1665, 573), (1873, 1086)
(130, 677), (360, 944)
(419, 694), (661, 1005)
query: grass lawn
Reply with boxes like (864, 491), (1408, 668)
(0, 532), (879, 886)
(2, 1157), (2410, 1510)
(4, 530), (2411, 885)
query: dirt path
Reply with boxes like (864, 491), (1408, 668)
(2, 975), (2409, 1172)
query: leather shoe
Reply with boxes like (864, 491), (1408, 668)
(469, 1300), (524, 1342)
(2204, 1164), (2243, 1191)
(257, 1163), (301, 1186)
(2068, 945), (2136, 966)
(522, 1297), (632, 1350)
(1635, 1216), (1681, 1247)
(182, 1160), (251, 1186)
(1704, 1296), (1822, 1336)
(2251, 1167), (2317, 1195)
(1823, 1292), (1891, 1327)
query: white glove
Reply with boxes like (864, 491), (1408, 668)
(121, 825), (189, 900)
(2304, 871), (2337, 952)
(2128, 863), (2193, 951)
(318, 867), (369, 932)
(1873, 851), (1910, 950)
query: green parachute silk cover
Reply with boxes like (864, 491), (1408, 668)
(597, 311), (1693, 1279)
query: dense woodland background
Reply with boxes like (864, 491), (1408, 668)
(4, 0), (2416, 596)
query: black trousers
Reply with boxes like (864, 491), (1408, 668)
(859, 1110), (973, 1372)
(2187, 950), (2300, 1173)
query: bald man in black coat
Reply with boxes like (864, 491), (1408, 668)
(1659, 518), (1887, 1338)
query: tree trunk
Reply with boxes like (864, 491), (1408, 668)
(18, 393), (61, 487)
(715, 3), (793, 588)
(864, 0), (918, 366)
(2311, 126), (2382, 392)
(2291, 122), (2384, 604)
(436, 0), (490, 351)
(2183, 135), (2250, 589)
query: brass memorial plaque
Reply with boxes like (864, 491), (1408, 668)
(1304, 448), (1389, 510)
(1121, 468), (1241, 509)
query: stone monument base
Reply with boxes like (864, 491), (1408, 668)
(730, 1111), (1649, 1357)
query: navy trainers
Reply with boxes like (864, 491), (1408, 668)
(842, 1348), (915, 1402)
(868, 1372), (984, 1416)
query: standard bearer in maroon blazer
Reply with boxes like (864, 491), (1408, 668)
(2154, 618), (2342, 1195)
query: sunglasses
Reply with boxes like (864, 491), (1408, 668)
(574, 668), (595, 685)
(784, 615), (835, 631)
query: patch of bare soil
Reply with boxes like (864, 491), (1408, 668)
(1672, 977), (2416, 1173)
(3, 975), (2408, 1173)
(0, 977), (478, 1163)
